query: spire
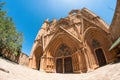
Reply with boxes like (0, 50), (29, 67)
(41, 18), (49, 30)
(45, 18), (49, 22)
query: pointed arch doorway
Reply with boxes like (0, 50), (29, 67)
(56, 44), (73, 73)
(92, 39), (107, 67)
(95, 48), (107, 67)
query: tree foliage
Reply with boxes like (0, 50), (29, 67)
(0, 2), (23, 56)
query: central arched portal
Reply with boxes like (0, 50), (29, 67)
(56, 44), (73, 73)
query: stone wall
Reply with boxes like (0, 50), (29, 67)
(0, 50), (19, 63)
(0, 51), (29, 66)
(19, 53), (29, 66)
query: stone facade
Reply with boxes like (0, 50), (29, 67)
(29, 8), (116, 73)
(0, 49), (19, 63)
(0, 52), (29, 65)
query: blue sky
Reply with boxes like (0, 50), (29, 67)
(1, 0), (117, 56)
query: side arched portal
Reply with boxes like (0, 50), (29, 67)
(29, 42), (43, 70)
(84, 27), (112, 69)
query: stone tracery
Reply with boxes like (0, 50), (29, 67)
(29, 8), (116, 73)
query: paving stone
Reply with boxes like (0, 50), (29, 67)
(0, 58), (120, 80)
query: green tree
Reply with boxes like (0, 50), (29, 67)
(0, 2), (23, 56)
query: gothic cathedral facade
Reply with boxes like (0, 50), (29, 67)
(29, 8), (116, 73)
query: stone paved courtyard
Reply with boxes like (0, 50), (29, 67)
(0, 57), (120, 80)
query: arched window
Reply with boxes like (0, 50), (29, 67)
(56, 44), (73, 73)
(56, 44), (72, 57)
(92, 39), (100, 49)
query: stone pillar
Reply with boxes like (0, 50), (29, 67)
(29, 54), (39, 70)
(81, 48), (92, 72)
(76, 50), (82, 73)
(72, 51), (81, 73)
(40, 55), (55, 73)
(40, 56), (46, 72)
(77, 49), (87, 73)
(46, 57), (55, 73)
(32, 54), (38, 69)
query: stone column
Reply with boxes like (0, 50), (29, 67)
(28, 54), (37, 69)
(76, 50), (82, 73)
(42, 56), (55, 73)
(81, 48), (92, 72)
(40, 56), (46, 72)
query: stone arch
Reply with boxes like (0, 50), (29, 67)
(83, 27), (96, 39)
(84, 28), (112, 69)
(29, 41), (43, 70)
(33, 46), (43, 70)
(44, 33), (85, 73)
(55, 44), (73, 73)
(46, 33), (81, 57)
(83, 26), (109, 42)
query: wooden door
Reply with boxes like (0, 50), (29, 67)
(56, 59), (63, 73)
(64, 57), (73, 73)
(95, 48), (107, 67)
